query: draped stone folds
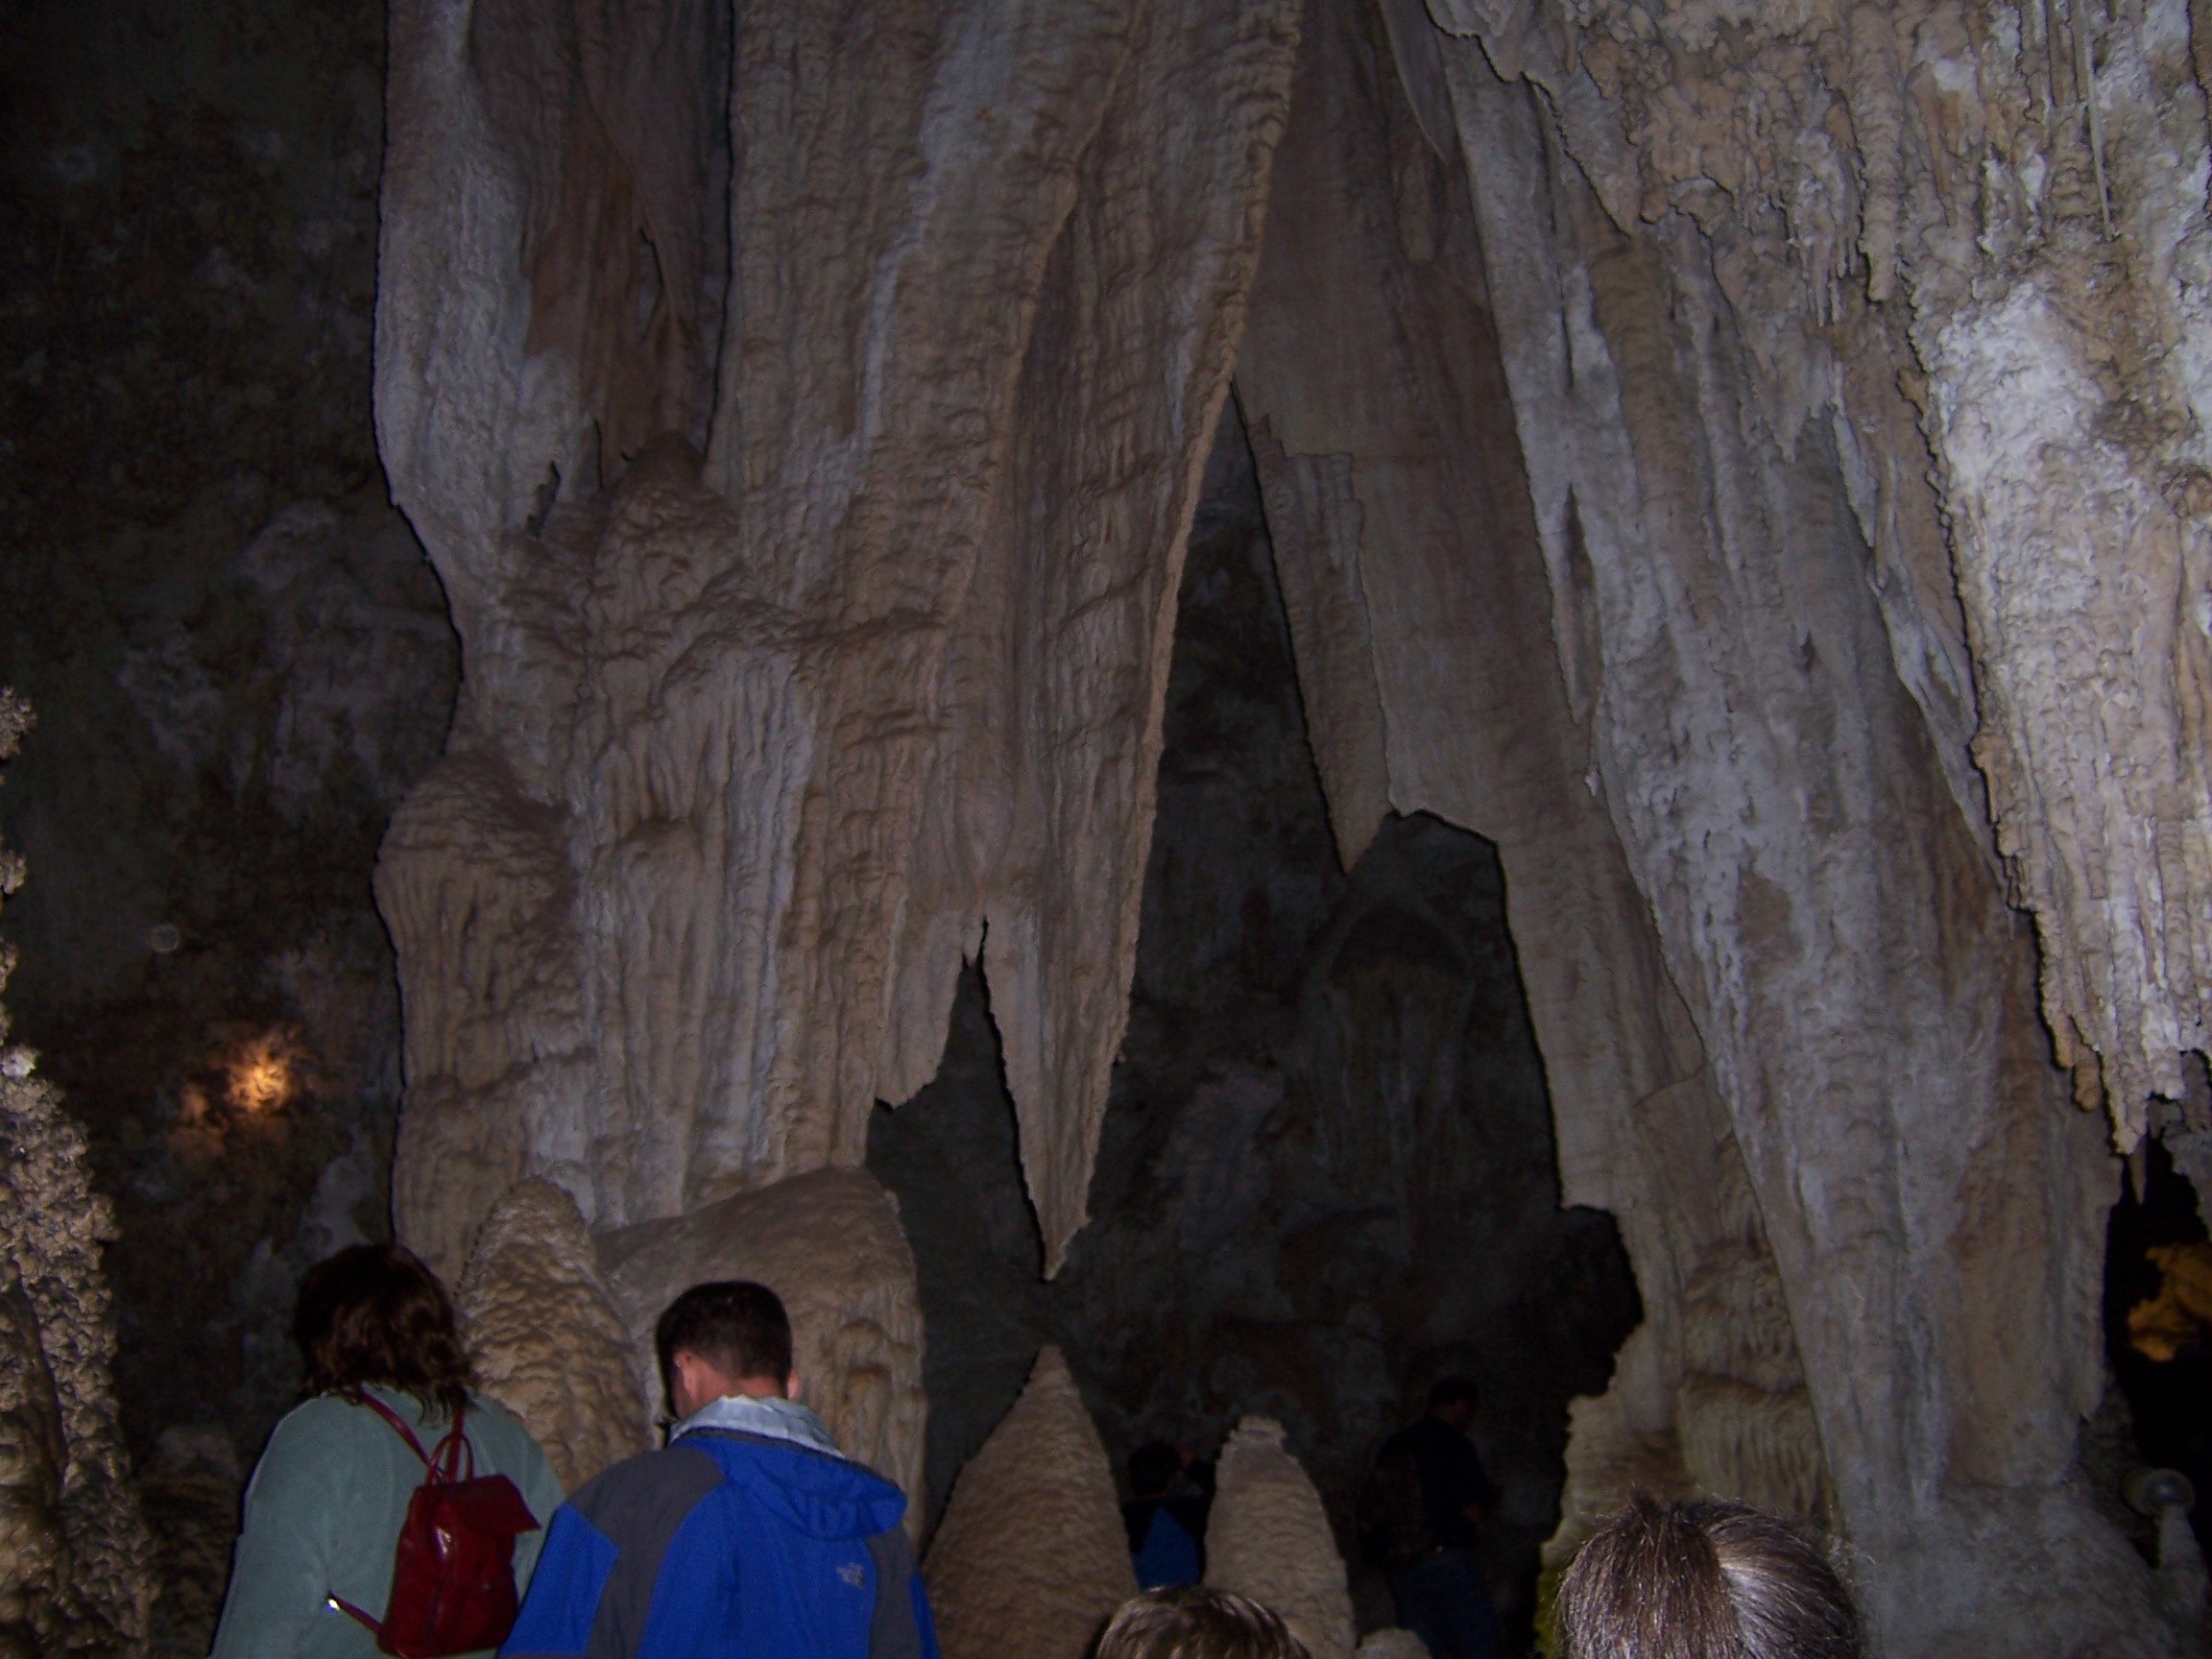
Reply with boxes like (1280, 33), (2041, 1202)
(374, 0), (1301, 1278)
(375, 0), (2211, 1649)
(1237, 1), (2192, 1652)
(1416, 0), (2212, 1154)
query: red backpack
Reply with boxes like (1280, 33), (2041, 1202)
(330, 1396), (541, 1659)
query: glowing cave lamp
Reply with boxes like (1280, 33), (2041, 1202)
(226, 1033), (300, 1115)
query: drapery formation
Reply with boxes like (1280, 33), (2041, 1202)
(375, 1), (2211, 1649)
(374, 0), (1301, 1278)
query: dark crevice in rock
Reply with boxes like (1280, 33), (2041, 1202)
(870, 415), (1638, 1641)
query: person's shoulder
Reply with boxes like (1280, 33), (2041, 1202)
(246, 1393), (400, 1493)
(266, 1391), (400, 1451)
(564, 1441), (725, 1531)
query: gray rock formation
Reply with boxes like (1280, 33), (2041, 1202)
(867, 419), (1637, 1605)
(1244, 1), (2182, 1649)
(923, 1347), (1135, 1659)
(0, 692), (153, 1656)
(373, 0), (1304, 1284)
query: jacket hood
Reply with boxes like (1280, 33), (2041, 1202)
(673, 1393), (840, 1455)
(684, 1421), (907, 1541)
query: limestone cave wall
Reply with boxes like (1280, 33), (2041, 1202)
(2, 0), (2187, 1652)
(366, 0), (2212, 1649)
(868, 414), (1639, 1639)
(373, 0), (1304, 1283)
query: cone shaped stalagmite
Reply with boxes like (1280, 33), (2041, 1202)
(459, 1178), (652, 1490)
(1205, 1415), (1354, 1659)
(924, 1347), (1136, 1659)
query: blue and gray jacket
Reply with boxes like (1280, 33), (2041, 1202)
(501, 1396), (937, 1659)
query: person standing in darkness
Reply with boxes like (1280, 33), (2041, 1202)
(1369, 1378), (1505, 1659)
(1122, 1441), (1216, 1588)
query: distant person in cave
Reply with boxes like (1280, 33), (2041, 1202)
(1122, 1440), (1217, 1588)
(210, 1242), (566, 1659)
(1553, 1496), (1861, 1659)
(1361, 1376), (1505, 1659)
(500, 1279), (936, 1659)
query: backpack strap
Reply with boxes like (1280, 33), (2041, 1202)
(427, 1403), (475, 1483)
(325, 1396), (477, 1638)
(355, 1392), (435, 1467)
(355, 1393), (475, 1481)
(329, 1593), (384, 1637)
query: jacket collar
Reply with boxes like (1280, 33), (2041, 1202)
(671, 1393), (843, 1457)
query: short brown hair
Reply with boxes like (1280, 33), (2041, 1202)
(1556, 1497), (1860, 1659)
(292, 1243), (472, 1421)
(1094, 1587), (1311, 1659)
(654, 1281), (793, 1407)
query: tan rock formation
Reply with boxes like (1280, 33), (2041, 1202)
(1408, 0), (2212, 1172)
(374, 0), (1303, 1282)
(1228, 0), (2175, 1648)
(0, 1285), (66, 1658)
(1541, 1379), (1696, 1575)
(138, 1428), (242, 1659)
(593, 1167), (926, 1520)
(1414, 21), (2163, 1648)
(370, 0), (2212, 1652)
(1204, 1417), (1354, 1659)
(1239, 0), (1839, 1603)
(0, 690), (153, 1656)
(458, 1178), (652, 1490)
(922, 1346), (1134, 1659)
(1237, 0), (1699, 1221)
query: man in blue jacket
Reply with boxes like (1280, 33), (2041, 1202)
(502, 1280), (937, 1659)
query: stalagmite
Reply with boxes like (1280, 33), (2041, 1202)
(594, 1168), (927, 1522)
(1204, 1417), (1354, 1659)
(922, 1347), (1135, 1659)
(458, 1178), (652, 1490)
(0, 692), (152, 1657)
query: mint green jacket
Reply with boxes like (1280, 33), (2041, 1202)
(208, 1385), (565, 1659)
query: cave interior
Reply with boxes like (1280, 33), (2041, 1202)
(5, 0), (2212, 1656)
